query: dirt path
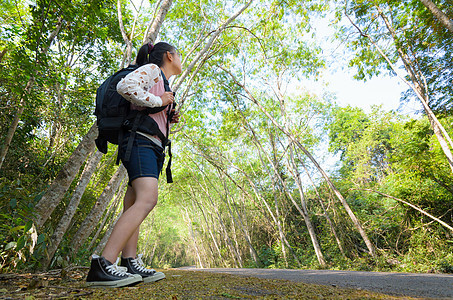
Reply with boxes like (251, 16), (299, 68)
(0, 268), (414, 299)
(178, 267), (453, 299)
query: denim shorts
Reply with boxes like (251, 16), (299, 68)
(120, 133), (165, 185)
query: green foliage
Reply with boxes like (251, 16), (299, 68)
(257, 245), (284, 269)
(325, 104), (453, 272)
(0, 179), (47, 271)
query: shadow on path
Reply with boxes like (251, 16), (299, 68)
(178, 267), (453, 299)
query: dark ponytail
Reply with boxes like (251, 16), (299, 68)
(135, 42), (175, 67)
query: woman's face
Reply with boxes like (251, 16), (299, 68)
(170, 50), (182, 75)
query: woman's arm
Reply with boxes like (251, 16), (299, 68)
(116, 64), (163, 107)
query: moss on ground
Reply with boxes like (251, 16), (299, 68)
(0, 268), (414, 299)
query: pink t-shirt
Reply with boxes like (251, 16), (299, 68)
(130, 79), (169, 139)
(116, 64), (170, 145)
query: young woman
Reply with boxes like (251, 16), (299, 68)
(86, 42), (182, 288)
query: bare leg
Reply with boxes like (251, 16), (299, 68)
(121, 186), (140, 259)
(122, 227), (140, 258)
(102, 177), (158, 263)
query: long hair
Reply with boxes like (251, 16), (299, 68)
(135, 42), (175, 67)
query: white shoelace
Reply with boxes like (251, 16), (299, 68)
(131, 254), (155, 274)
(91, 254), (133, 277)
(106, 262), (130, 277)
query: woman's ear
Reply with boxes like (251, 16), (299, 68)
(166, 51), (173, 62)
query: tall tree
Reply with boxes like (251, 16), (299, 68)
(0, 0), (123, 170)
(33, 125), (98, 229)
(223, 69), (376, 257)
(0, 16), (63, 170)
(340, 0), (453, 172)
(70, 165), (127, 256)
(41, 150), (103, 268)
(30, 0), (169, 241)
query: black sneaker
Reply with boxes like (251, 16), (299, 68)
(86, 255), (142, 288)
(120, 254), (166, 283)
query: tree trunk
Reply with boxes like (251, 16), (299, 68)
(193, 141), (302, 266)
(419, 0), (453, 33)
(46, 80), (64, 156)
(33, 124), (98, 229)
(188, 197), (213, 268)
(229, 214), (243, 267)
(238, 104), (324, 265)
(191, 192), (228, 267)
(223, 69), (376, 257)
(142, 213), (156, 265)
(298, 155), (346, 258)
(118, 0), (143, 67)
(288, 146), (326, 266)
(185, 137), (270, 227)
(143, 0), (174, 44)
(220, 172), (261, 267)
(0, 79), (33, 170)
(267, 129), (291, 267)
(94, 211), (121, 255)
(362, 189), (453, 232)
(189, 172), (243, 267)
(117, 0), (133, 67)
(228, 192), (261, 267)
(255, 124), (325, 265)
(225, 161), (302, 266)
(272, 174), (289, 268)
(70, 165), (127, 256)
(41, 150), (103, 268)
(88, 180), (125, 251)
(274, 87), (325, 266)
(148, 240), (159, 266)
(184, 208), (204, 268)
(292, 141), (376, 257)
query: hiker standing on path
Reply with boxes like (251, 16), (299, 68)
(86, 42), (182, 288)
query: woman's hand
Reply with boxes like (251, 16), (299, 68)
(170, 110), (180, 123)
(160, 92), (174, 106)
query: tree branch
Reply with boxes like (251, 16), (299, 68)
(419, 0), (453, 34)
(143, 0), (173, 44)
(117, 0), (133, 66)
(360, 188), (453, 232)
(172, 0), (254, 92)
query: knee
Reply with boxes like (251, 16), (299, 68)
(135, 198), (157, 215)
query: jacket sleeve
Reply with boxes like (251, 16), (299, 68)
(116, 64), (163, 107)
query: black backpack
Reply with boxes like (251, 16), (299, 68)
(94, 65), (175, 183)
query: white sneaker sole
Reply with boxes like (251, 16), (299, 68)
(143, 271), (166, 283)
(86, 275), (142, 288)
